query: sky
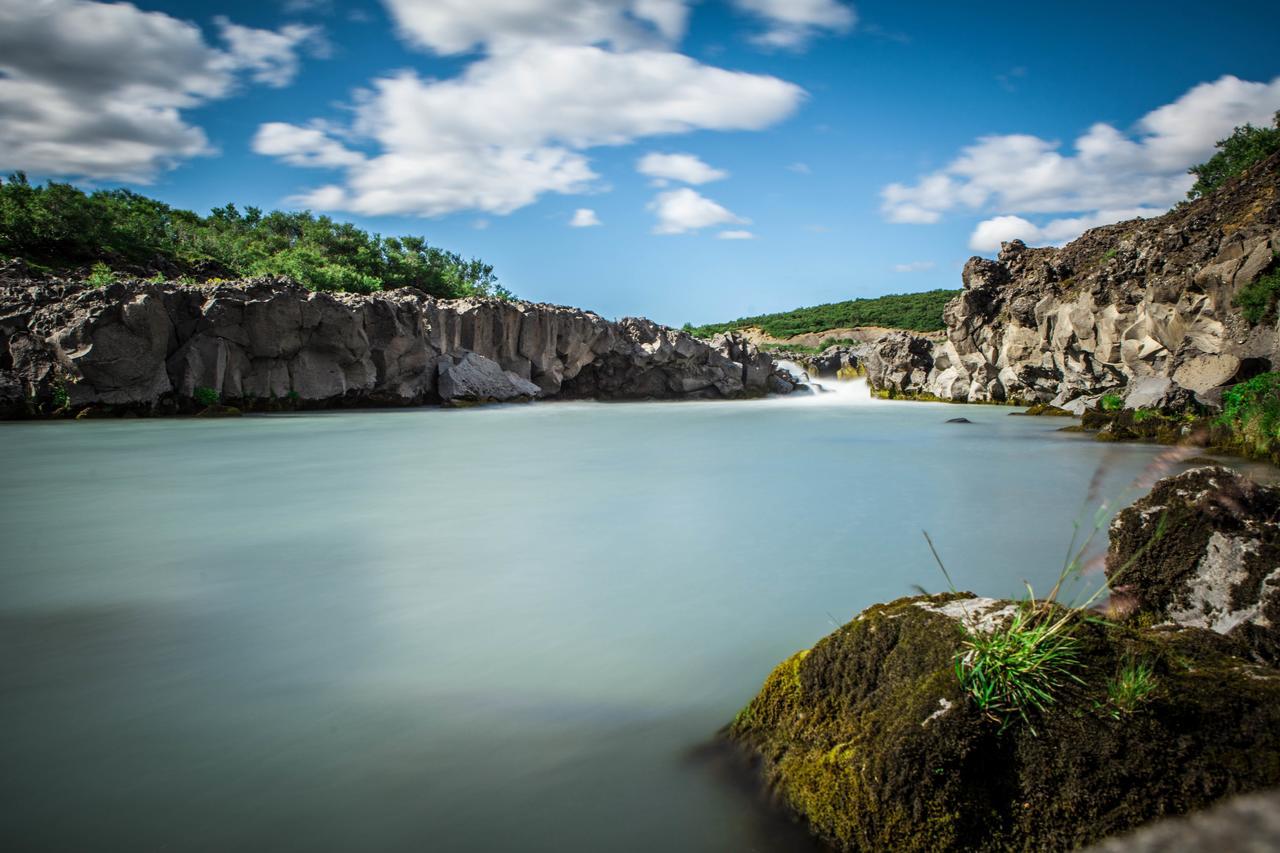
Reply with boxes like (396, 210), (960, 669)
(2, 1), (1279, 326)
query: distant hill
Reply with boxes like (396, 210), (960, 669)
(685, 289), (959, 339)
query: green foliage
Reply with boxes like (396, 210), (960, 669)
(1104, 657), (1156, 717)
(687, 289), (958, 339)
(1187, 111), (1280, 199)
(955, 604), (1085, 733)
(86, 261), (115, 287)
(0, 174), (505, 299)
(194, 386), (220, 407)
(1235, 258), (1280, 324)
(50, 380), (70, 410)
(1101, 394), (1123, 412)
(1217, 371), (1280, 457)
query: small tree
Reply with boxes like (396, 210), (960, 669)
(1187, 111), (1280, 199)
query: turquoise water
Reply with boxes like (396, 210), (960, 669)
(1, 388), (1184, 851)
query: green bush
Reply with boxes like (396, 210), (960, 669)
(86, 261), (115, 287)
(1187, 111), (1280, 200)
(1100, 393), (1123, 412)
(1235, 259), (1280, 324)
(687, 289), (958, 339)
(0, 173), (506, 299)
(1217, 371), (1280, 457)
(194, 386), (220, 407)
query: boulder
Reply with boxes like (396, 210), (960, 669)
(1107, 466), (1280, 665)
(730, 592), (1280, 852)
(1082, 788), (1280, 852)
(437, 352), (540, 403)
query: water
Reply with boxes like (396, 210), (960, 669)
(0, 386), (1193, 851)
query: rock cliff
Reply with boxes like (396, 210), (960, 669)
(0, 275), (792, 416)
(866, 152), (1280, 411)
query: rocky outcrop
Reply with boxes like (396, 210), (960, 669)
(866, 152), (1280, 410)
(1107, 466), (1280, 665)
(0, 277), (792, 416)
(730, 592), (1280, 852)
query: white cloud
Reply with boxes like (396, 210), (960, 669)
(570, 208), (602, 227)
(717, 229), (756, 240)
(968, 207), (1166, 252)
(648, 187), (746, 234)
(786, 161), (812, 174)
(253, 122), (364, 168)
(0, 0), (323, 182)
(216, 17), (328, 88)
(380, 0), (689, 55)
(881, 75), (1280, 248)
(636, 152), (727, 185)
(892, 260), (936, 273)
(257, 43), (803, 216)
(730, 0), (855, 49)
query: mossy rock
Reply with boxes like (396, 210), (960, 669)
(194, 404), (242, 418)
(729, 593), (1280, 852)
(1107, 466), (1280, 666)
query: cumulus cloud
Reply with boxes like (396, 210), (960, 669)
(570, 208), (602, 227)
(256, 44), (803, 216)
(892, 260), (936, 273)
(968, 207), (1166, 252)
(215, 16), (328, 88)
(717, 229), (756, 240)
(881, 75), (1280, 249)
(636, 152), (727, 185)
(730, 0), (855, 49)
(380, 0), (690, 55)
(0, 0), (323, 182)
(648, 187), (747, 234)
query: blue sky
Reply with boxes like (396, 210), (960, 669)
(2, 1), (1279, 326)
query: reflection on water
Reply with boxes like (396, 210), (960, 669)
(0, 391), (1187, 851)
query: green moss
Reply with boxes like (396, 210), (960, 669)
(730, 594), (1280, 852)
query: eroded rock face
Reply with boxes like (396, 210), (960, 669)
(1107, 466), (1280, 665)
(730, 592), (1280, 852)
(0, 278), (792, 415)
(865, 152), (1280, 408)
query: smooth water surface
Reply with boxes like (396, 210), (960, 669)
(0, 387), (1192, 851)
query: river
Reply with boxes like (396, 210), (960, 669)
(0, 384), (1204, 851)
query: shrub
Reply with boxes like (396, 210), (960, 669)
(1101, 393), (1123, 411)
(1187, 111), (1280, 200)
(194, 386), (220, 407)
(1235, 259), (1280, 324)
(0, 173), (507, 299)
(86, 261), (115, 287)
(1217, 371), (1280, 457)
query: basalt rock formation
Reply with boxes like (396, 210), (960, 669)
(0, 274), (791, 416)
(1107, 466), (1280, 665)
(866, 152), (1280, 410)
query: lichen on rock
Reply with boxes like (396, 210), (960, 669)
(1107, 465), (1280, 665)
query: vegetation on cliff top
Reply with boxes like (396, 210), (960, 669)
(685, 289), (957, 339)
(0, 173), (508, 299)
(1187, 111), (1280, 200)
